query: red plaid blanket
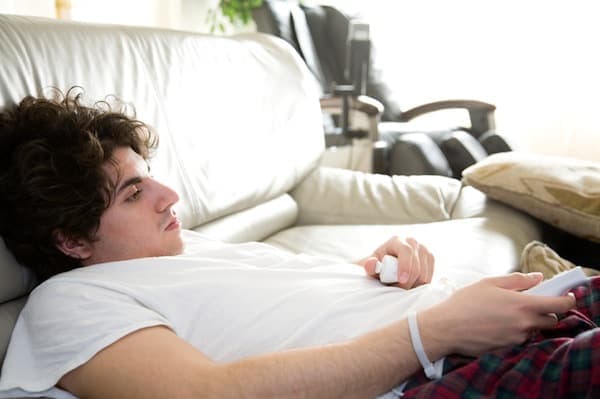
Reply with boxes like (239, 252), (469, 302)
(402, 276), (600, 398)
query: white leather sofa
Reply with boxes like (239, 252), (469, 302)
(0, 14), (542, 369)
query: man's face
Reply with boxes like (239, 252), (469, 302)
(81, 146), (184, 265)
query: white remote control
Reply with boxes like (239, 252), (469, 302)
(375, 255), (398, 283)
(525, 266), (588, 296)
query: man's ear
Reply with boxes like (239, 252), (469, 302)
(53, 230), (93, 261)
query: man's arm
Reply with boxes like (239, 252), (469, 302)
(59, 322), (423, 399)
(59, 273), (575, 399)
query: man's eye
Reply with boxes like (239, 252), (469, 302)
(127, 186), (142, 202)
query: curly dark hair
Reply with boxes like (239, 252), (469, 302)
(0, 88), (157, 282)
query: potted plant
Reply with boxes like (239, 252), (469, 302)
(207, 0), (264, 33)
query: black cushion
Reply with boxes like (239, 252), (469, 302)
(389, 133), (452, 176)
(479, 130), (512, 154)
(440, 130), (488, 178)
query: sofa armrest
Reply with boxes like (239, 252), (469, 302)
(290, 166), (462, 225)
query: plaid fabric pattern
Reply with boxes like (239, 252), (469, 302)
(401, 276), (600, 399)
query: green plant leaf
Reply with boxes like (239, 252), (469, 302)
(212, 0), (263, 28)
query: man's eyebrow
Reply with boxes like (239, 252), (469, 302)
(116, 176), (143, 196)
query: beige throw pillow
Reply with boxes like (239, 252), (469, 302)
(462, 152), (600, 242)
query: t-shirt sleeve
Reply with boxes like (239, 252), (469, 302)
(0, 279), (172, 394)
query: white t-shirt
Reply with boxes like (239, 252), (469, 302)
(0, 231), (459, 398)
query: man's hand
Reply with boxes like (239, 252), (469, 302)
(419, 272), (577, 359)
(356, 236), (435, 289)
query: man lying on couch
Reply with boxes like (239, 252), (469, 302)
(0, 91), (596, 399)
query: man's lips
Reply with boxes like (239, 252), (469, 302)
(164, 216), (182, 231)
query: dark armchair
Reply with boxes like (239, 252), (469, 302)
(253, 0), (512, 177)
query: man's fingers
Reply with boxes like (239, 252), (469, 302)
(362, 257), (380, 276)
(487, 273), (576, 316)
(409, 241), (434, 286)
(394, 242), (414, 285)
(398, 249), (421, 288)
(369, 236), (436, 288)
(531, 293), (577, 315)
(533, 313), (559, 331)
(394, 237), (434, 288)
(488, 272), (544, 291)
(405, 237), (419, 249)
(427, 252), (435, 282)
(417, 247), (434, 285)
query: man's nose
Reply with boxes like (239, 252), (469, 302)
(154, 180), (180, 213)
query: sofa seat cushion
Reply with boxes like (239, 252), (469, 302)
(264, 215), (541, 279)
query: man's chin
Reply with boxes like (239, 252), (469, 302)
(171, 234), (185, 256)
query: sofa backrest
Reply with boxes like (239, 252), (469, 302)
(0, 14), (325, 362)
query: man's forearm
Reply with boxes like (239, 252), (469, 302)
(60, 319), (446, 399)
(210, 319), (431, 399)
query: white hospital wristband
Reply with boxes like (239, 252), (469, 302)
(407, 311), (444, 380)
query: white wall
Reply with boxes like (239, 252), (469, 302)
(324, 0), (600, 161)
(0, 0), (54, 17)
(0, 0), (254, 33)
(2, 0), (598, 161)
